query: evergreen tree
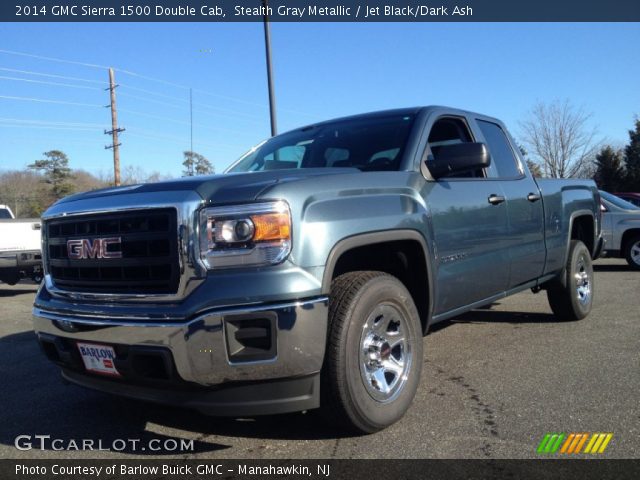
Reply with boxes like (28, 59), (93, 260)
(183, 151), (214, 176)
(526, 160), (543, 178)
(624, 118), (640, 190)
(28, 150), (75, 199)
(182, 151), (195, 176)
(593, 146), (624, 192)
(518, 143), (543, 177)
(195, 154), (214, 175)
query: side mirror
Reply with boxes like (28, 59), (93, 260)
(427, 142), (491, 179)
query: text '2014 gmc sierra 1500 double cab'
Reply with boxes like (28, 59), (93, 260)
(33, 106), (602, 433)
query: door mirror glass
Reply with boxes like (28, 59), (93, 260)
(427, 142), (491, 179)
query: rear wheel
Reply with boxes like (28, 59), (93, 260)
(623, 235), (640, 270)
(546, 240), (593, 321)
(323, 271), (423, 434)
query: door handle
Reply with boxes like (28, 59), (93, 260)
(527, 193), (541, 202)
(488, 194), (506, 205)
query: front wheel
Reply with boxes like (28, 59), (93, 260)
(323, 271), (423, 434)
(546, 240), (594, 321)
(623, 235), (640, 270)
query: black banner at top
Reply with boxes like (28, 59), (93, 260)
(3, 0), (640, 22)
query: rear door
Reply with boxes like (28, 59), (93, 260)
(421, 115), (510, 315)
(474, 118), (546, 288)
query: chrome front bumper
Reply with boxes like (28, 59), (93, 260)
(33, 297), (328, 386)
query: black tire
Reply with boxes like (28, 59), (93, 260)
(623, 234), (640, 270)
(546, 240), (594, 321)
(322, 271), (423, 434)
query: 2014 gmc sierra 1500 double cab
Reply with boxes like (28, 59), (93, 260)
(33, 106), (602, 433)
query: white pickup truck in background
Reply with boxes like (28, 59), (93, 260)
(0, 204), (43, 285)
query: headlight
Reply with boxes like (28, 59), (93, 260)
(199, 201), (291, 269)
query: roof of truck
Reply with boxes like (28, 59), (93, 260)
(287, 105), (499, 134)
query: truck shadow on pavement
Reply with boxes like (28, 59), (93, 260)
(454, 309), (561, 324)
(0, 330), (353, 456)
(0, 284), (38, 297)
(429, 309), (562, 333)
(593, 263), (633, 272)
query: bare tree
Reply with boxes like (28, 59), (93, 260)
(0, 170), (51, 217)
(520, 100), (600, 178)
(96, 166), (172, 186)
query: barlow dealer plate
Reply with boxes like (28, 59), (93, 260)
(76, 342), (120, 377)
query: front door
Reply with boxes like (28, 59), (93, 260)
(421, 116), (510, 315)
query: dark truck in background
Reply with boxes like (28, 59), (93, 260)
(33, 106), (602, 433)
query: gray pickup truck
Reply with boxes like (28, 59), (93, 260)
(33, 106), (602, 433)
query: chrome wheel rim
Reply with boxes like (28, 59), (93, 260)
(631, 241), (640, 266)
(359, 303), (412, 403)
(574, 254), (592, 306)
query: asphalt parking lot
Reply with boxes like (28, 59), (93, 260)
(1, 258), (638, 459)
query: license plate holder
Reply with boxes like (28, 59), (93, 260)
(76, 342), (121, 377)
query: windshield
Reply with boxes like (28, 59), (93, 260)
(600, 191), (640, 210)
(0, 208), (12, 219)
(226, 114), (416, 173)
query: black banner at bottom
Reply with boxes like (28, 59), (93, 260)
(2, 459), (640, 480)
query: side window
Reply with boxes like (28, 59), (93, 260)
(427, 117), (480, 178)
(324, 147), (350, 167)
(476, 120), (522, 178)
(263, 145), (306, 170)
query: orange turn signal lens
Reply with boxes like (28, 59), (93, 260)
(250, 212), (290, 242)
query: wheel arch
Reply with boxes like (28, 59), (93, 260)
(322, 230), (433, 333)
(621, 228), (640, 253)
(567, 211), (596, 259)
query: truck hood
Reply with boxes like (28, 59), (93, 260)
(55, 168), (359, 206)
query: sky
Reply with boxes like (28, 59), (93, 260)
(0, 22), (638, 178)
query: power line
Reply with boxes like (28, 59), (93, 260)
(119, 108), (191, 126)
(119, 85), (266, 122)
(118, 91), (186, 110)
(0, 48), (256, 105)
(193, 104), (265, 121)
(0, 48), (110, 70)
(0, 118), (245, 152)
(4, 137), (104, 147)
(0, 74), (101, 90)
(118, 83), (265, 119)
(120, 109), (256, 136)
(0, 123), (99, 132)
(0, 48), (321, 120)
(0, 117), (104, 127)
(118, 82), (188, 102)
(0, 94), (103, 108)
(126, 130), (244, 151)
(0, 67), (105, 85)
(118, 90), (264, 124)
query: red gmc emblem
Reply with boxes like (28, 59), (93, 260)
(67, 237), (122, 260)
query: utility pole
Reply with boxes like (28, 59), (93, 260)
(104, 67), (124, 186)
(262, 0), (277, 136)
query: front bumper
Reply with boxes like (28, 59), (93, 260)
(33, 297), (328, 415)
